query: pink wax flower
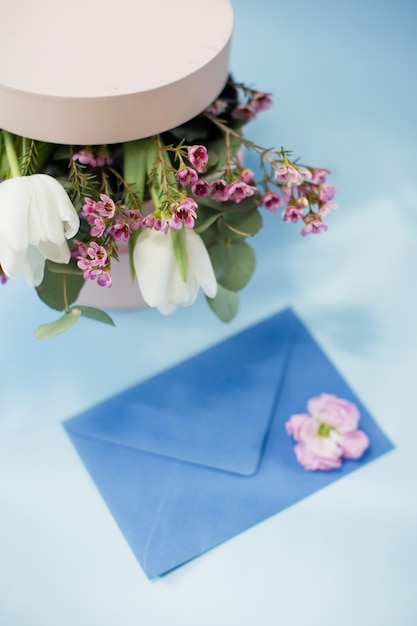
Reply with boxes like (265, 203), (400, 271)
(168, 198), (198, 231)
(72, 147), (96, 168)
(300, 219), (328, 236)
(311, 168), (330, 185)
(318, 202), (338, 218)
(210, 179), (230, 202)
(188, 145), (209, 173)
(108, 221), (130, 242)
(86, 242), (108, 267)
(274, 164), (303, 186)
(318, 184), (337, 203)
(241, 168), (255, 185)
(176, 167), (199, 188)
(285, 393), (370, 471)
(95, 194), (116, 218)
(205, 99), (228, 116)
(125, 209), (143, 231)
(89, 216), (106, 238)
(227, 180), (255, 204)
(261, 191), (283, 212)
(282, 205), (305, 223)
(251, 91), (273, 113)
(191, 179), (210, 197)
(232, 103), (257, 122)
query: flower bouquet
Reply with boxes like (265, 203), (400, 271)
(0, 79), (337, 338)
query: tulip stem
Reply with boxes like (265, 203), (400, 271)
(62, 274), (70, 313)
(3, 131), (22, 178)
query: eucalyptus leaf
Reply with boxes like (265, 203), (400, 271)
(75, 306), (115, 326)
(194, 211), (224, 234)
(218, 208), (263, 239)
(207, 283), (239, 322)
(46, 260), (83, 276)
(36, 263), (85, 311)
(34, 309), (81, 340)
(209, 240), (256, 291)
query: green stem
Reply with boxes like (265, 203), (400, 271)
(62, 274), (70, 313)
(3, 131), (21, 177)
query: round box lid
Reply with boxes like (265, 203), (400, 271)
(0, 0), (233, 145)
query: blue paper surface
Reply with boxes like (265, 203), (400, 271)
(64, 309), (394, 579)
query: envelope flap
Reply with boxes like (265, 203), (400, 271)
(64, 309), (296, 475)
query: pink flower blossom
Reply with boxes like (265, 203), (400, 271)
(125, 209), (142, 231)
(86, 242), (108, 267)
(232, 103), (257, 122)
(241, 168), (255, 184)
(188, 145), (209, 173)
(205, 99), (228, 116)
(72, 148), (96, 168)
(89, 216), (106, 238)
(95, 194), (116, 218)
(282, 205), (305, 223)
(71, 239), (88, 259)
(95, 147), (113, 167)
(81, 197), (97, 218)
(300, 219), (328, 236)
(176, 167), (199, 188)
(227, 180), (256, 204)
(261, 191), (282, 212)
(318, 202), (338, 218)
(274, 164), (303, 186)
(168, 198), (198, 231)
(191, 180), (210, 197)
(210, 179), (230, 202)
(251, 91), (273, 113)
(285, 394), (370, 471)
(311, 168), (330, 185)
(318, 184), (337, 203)
(108, 221), (130, 242)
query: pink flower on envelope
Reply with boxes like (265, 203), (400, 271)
(285, 394), (370, 470)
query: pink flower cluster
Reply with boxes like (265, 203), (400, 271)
(73, 194), (142, 287)
(259, 164), (338, 236)
(232, 91), (273, 122)
(72, 146), (113, 168)
(143, 144), (257, 235)
(285, 393), (370, 471)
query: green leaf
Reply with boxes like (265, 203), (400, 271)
(194, 210), (224, 234)
(46, 260), (83, 276)
(123, 138), (149, 202)
(75, 306), (115, 326)
(171, 228), (187, 282)
(34, 309), (81, 339)
(209, 240), (256, 291)
(36, 262), (85, 311)
(219, 209), (263, 239)
(207, 283), (239, 322)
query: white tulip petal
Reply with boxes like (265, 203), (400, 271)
(21, 245), (45, 287)
(133, 229), (174, 307)
(38, 240), (71, 264)
(185, 229), (218, 298)
(0, 174), (79, 287)
(0, 177), (31, 250)
(0, 234), (26, 278)
(167, 263), (199, 308)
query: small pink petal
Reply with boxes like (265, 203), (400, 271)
(285, 413), (311, 442)
(294, 443), (342, 471)
(339, 430), (370, 459)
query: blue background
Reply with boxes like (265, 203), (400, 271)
(1, 0), (417, 624)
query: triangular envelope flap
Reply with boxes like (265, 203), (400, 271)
(64, 308), (296, 475)
(65, 310), (394, 579)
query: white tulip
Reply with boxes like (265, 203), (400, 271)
(0, 174), (80, 287)
(133, 228), (218, 314)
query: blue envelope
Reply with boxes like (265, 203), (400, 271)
(64, 309), (394, 579)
